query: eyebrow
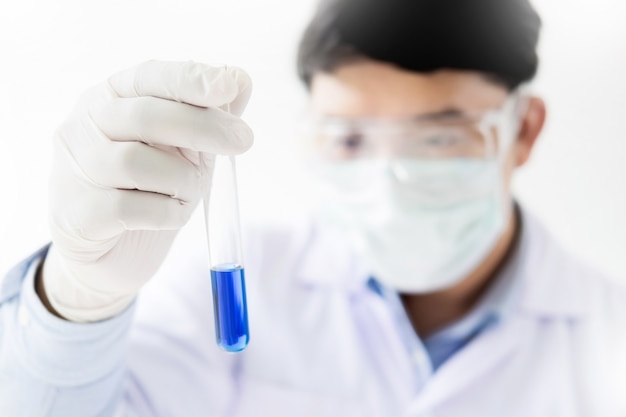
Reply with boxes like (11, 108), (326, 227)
(414, 108), (467, 120)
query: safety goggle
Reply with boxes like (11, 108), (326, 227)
(306, 92), (525, 163)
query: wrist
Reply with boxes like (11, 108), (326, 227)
(34, 258), (65, 320)
(42, 245), (136, 323)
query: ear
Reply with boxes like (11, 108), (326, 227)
(514, 96), (546, 167)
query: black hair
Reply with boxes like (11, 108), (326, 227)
(297, 0), (542, 90)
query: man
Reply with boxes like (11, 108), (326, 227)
(1, 0), (625, 415)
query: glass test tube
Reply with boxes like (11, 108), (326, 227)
(201, 150), (250, 353)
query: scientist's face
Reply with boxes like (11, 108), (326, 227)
(308, 59), (546, 293)
(309, 59), (546, 186)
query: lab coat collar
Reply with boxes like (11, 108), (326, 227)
(405, 211), (588, 412)
(404, 315), (532, 415)
(515, 208), (587, 319)
(296, 207), (588, 319)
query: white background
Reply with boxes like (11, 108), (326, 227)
(0, 0), (624, 282)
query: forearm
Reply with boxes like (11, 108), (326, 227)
(0, 249), (135, 417)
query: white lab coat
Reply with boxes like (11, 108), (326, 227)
(118, 208), (626, 417)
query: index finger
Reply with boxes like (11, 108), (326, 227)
(107, 60), (248, 109)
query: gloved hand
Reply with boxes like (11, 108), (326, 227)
(42, 60), (253, 322)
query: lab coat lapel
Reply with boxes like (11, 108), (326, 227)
(404, 316), (529, 414)
(352, 288), (421, 403)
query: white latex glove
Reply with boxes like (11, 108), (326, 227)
(43, 60), (253, 322)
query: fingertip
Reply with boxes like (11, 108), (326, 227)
(237, 122), (255, 153)
(195, 63), (240, 107)
(227, 66), (253, 93)
(226, 66), (253, 116)
(220, 120), (254, 156)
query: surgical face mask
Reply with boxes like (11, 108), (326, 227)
(309, 94), (524, 293)
(315, 158), (508, 293)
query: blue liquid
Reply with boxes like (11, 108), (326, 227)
(210, 265), (249, 352)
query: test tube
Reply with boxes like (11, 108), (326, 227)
(200, 122), (250, 353)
